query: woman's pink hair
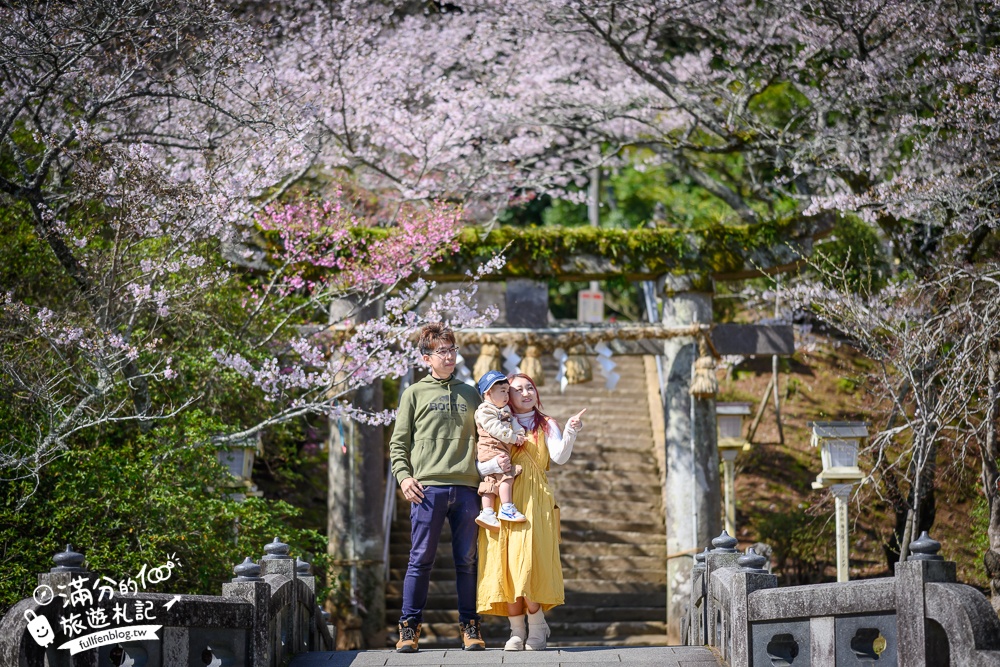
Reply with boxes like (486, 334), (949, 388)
(507, 372), (552, 434)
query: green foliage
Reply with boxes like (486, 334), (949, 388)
(812, 216), (890, 293)
(0, 216), (334, 615)
(0, 204), (73, 306)
(746, 82), (810, 132)
(836, 377), (860, 394)
(0, 417), (328, 612)
(751, 505), (835, 585)
(448, 217), (801, 280)
(971, 496), (989, 568)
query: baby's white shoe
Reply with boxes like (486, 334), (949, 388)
(475, 508), (501, 531)
(498, 503), (527, 523)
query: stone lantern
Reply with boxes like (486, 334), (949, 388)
(217, 432), (264, 500)
(809, 421), (868, 582)
(716, 402), (752, 537)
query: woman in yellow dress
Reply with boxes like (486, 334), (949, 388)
(476, 372), (586, 651)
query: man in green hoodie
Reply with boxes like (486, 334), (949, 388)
(390, 323), (487, 652)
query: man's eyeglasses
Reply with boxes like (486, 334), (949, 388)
(425, 346), (460, 358)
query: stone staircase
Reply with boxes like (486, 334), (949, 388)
(385, 355), (668, 648)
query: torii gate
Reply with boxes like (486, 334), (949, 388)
(456, 282), (794, 642)
(326, 219), (817, 647)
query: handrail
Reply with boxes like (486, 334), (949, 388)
(382, 460), (396, 581)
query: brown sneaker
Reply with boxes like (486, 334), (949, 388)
(395, 618), (421, 653)
(460, 619), (486, 651)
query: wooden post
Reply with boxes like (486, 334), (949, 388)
(746, 375), (774, 444)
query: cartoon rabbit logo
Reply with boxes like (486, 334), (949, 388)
(24, 610), (55, 648)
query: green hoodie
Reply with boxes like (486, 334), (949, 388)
(389, 373), (482, 488)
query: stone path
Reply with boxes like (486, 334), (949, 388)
(289, 647), (722, 667)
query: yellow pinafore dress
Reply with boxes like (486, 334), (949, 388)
(476, 425), (563, 616)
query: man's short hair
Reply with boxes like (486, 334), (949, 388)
(418, 323), (456, 354)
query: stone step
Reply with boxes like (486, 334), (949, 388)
(392, 504), (663, 527)
(557, 505), (665, 524)
(388, 530), (666, 548)
(559, 567), (666, 584)
(566, 425), (654, 438)
(550, 467), (661, 480)
(557, 458), (658, 473)
(560, 529), (665, 546)
(386, 568), (665, 589)
(558, 438), (662, 452)
(387, 578), (665, 598)
(559, 519), (664, 534)
(389, 553), (666, 583)
(548, 474), (662, 490)
(555, 492), (662, 506)
(391, 502), (664, 532)
(389, 516), (662, 536)
(388, 538), (667, 566)
(388, 590), (665, 612)
(558, 448), (654, 463)
(556, 394), (653, 405)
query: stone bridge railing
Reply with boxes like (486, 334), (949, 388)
(683, 531), (1000, 666)
(0, 538), (333, 667)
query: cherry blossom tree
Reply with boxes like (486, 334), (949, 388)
(267, 1), (990, 231)
(0, 1), (495, 482)
(6, 0), (1000, 596)
(278, 0), (1000, 597)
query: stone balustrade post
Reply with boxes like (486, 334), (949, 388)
(687, 548), (710, 646)
(703, 531), (740, 649)
(295, 558), (314, 595)
(221, 556), (269, 667)
(728, 549), (778, 667)
(260, 538), (296, 662)
(896, 531), (956, 667)
(37, 544), (98, 599)
(296, 558), (318, 652)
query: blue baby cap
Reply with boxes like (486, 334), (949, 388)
(477, 370), (508, 397)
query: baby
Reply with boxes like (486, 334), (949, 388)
(474, 370), (528, 530)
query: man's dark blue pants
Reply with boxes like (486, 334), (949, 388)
(400, 485), (481, 624)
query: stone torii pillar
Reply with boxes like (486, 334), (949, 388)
(327, 297), (386, 649)
(659, 274), (721, 641)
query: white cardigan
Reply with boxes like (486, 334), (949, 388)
(477, 412), (578, 476)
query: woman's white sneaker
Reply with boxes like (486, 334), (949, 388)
(504, 614), (527, 651)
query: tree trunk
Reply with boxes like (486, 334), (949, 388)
(880, 382), (911, 567)
(899, 439), (937, 564)
(983, 344), (1000, 613)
